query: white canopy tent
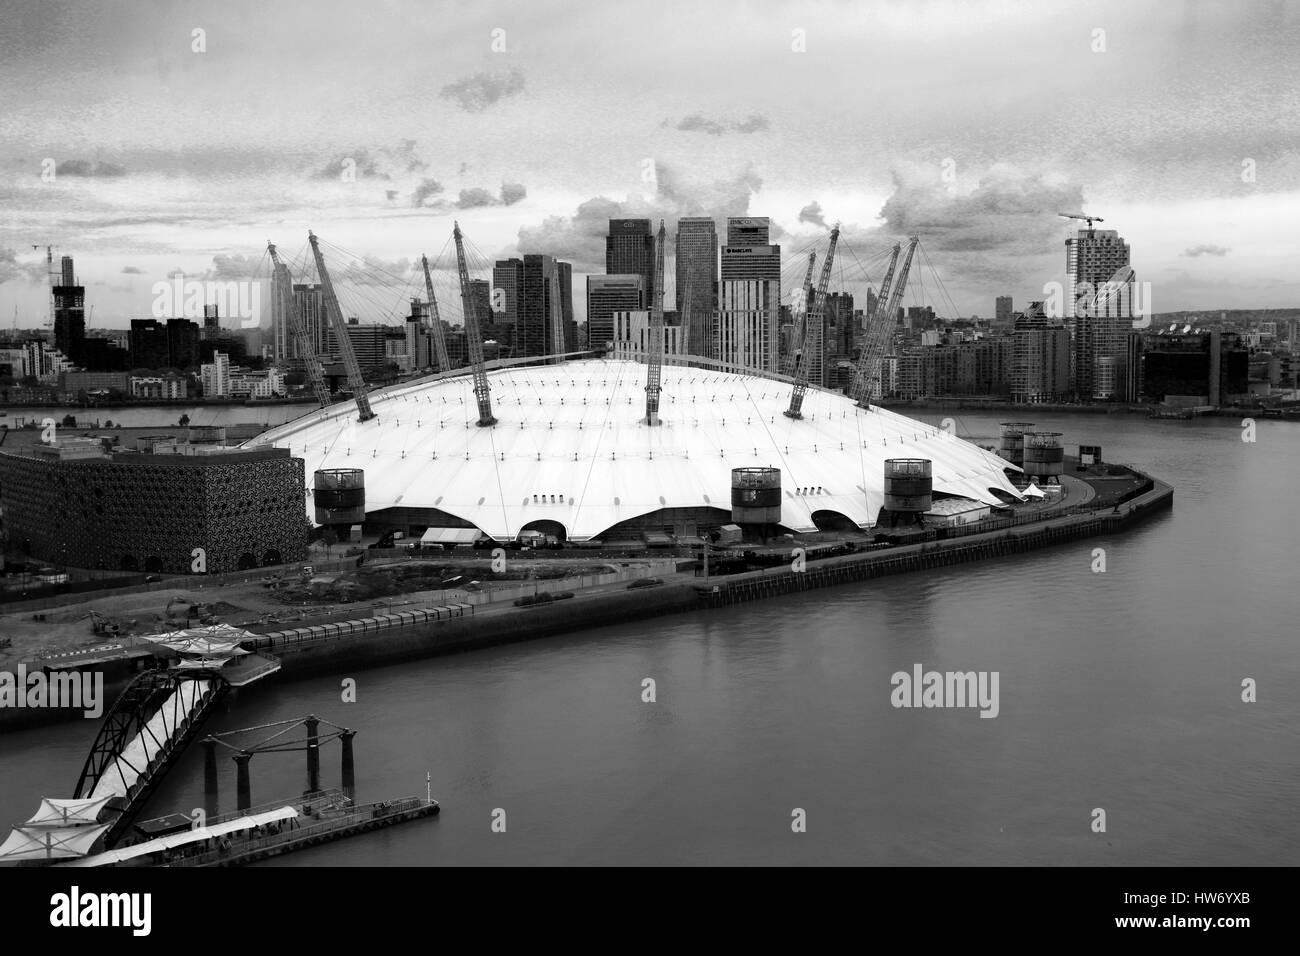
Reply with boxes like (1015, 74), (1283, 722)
(61, 806), (299, 867)
(24, 796), (115, 827)
(0, 823), (112, 862)
(1022, 483), (1046, 499)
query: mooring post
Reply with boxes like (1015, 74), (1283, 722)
(235, 751), (252, 812)
(305, 715), (321, 795)
(203, 737), (219, 817)
(340, 730), (357, 800)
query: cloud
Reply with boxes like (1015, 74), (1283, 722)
(55, 159), (126, 177)
(385, 189), (399, 201)
(411, 178), (444, 207)
(675, 114), (727, 136)
(121, 266), (143, 274)
(500, 182), (527, 206)
(310, 150), (389, 181)
(669, 112), (771, 135)
(0, 247), (50, 284)
(456, 187), (497, 209)
(423, 182), (528, 211)
(202, 254), (262, 280)
(798, 201), (828, 227)
(515, 161), (761, 270)
(439, 70), (525, 112)
(733, 114), (769, 133)
(1182, 244), (1231, 257)
(872, 163), (1089, 300)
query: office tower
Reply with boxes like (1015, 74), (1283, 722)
(52, 256), (86, 367)
(516, 254), (572, 358)
(468, 279), (493, 327)
(492, 258), (525, 328)
(606, 219), (655, 297)
(1066, 228), (1132, 399)
(586, 275), (644, 350)
(674, 218), (718, 356)
(996, 296), (1013, 324)
(203, 303), (220, 335)
(717, 217), (781, 372)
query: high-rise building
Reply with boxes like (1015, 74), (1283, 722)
(717, 217), (781, 372)
(492, 258), (525, 328)
(515, 254), (573, 358)
(201, 350), (231, 397)
(1066, 228), (1132, 400)
(166, 318), (201, 369)
(606, 219), (655, 297)
(468, 279), (493, 329)
(674, 218), (718, 356)
(995, 296), (1013, 324)
(1010, 304), (1071, 403)
(129, 319), (169, 369)
(291, 283), (327, 360)
(52, 256), (86, 367)
(203, 303), (220, 335)
(586, 275), (644, 351)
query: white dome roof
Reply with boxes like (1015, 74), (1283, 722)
(247, 358), (1022, 540)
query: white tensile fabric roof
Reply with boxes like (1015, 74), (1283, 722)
(62, 806), (299, 867)
(247, 359), (1023, 541)
(0, 823), (112, 861)
(24, 796), (115, 827)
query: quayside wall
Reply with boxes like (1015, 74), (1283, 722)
(0, 472), (1172, 729)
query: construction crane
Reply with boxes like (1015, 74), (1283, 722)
(268, 242), (331, 408)
(1058, 212), (1104, 235)
(785, 225), (840, 420)
(781, 250), (818, 378)
(308, 231), (375, 422)
(419, 254), (453, 372)
(850, 236), (919, 408)
(644, 220), (666, 426)
(549, 260), (565, 364)
(453, 221), (496, 426)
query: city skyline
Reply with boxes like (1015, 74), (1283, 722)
(2, 0), (1298, 329)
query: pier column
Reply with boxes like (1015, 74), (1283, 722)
(234, 752), (252, 812)
(305, 715), (321, 795)
(340, 730), (357, 800)
(203, 738), (219, 818)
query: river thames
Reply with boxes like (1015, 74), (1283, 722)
(2, 411), (1296, 865)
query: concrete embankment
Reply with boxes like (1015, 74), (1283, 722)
(0, 471), (1173, 731)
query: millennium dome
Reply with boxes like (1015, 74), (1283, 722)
(246, 357), (1023, 541)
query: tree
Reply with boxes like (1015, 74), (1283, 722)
(60, 414), (77, 427)
(318, 528), (339, 557)
(178, 414), (190, 427)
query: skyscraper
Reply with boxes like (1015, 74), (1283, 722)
(717, 217), (781, 372)
(290, 283), (327, 360)
(492, 258), (525, 327)
(1066, 228), (1132, 399)
(606, 219), (655, 297)
(52, 256), (86, 367)
(516, 254), (572, 358)
(586, 275), (644, 350)
(674, 218), (718, 357)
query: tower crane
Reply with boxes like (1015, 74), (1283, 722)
(785, 224), (840, 420)
(644, 220), (666, 425)
(268, 242), (331, 408)
(453, 221), (496, 426)
(781, 250), (818, 378)
(849, 236), (919, 408)
(308, 231), (375, 422)
(1058, 212), (1104, 236)
(419, 254), (453, 372)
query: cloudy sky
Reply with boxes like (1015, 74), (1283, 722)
(1, 0), (1297, 329)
